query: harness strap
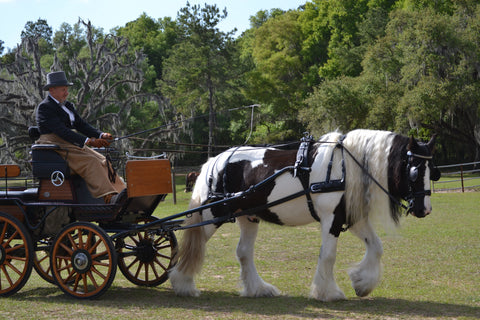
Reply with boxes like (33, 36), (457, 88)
(310, 136), (346, 194)
(294, 133), (321, 222)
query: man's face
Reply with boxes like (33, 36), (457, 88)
(49, 86), (69, 103)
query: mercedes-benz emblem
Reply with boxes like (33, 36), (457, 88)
(51, 170), (65, 187)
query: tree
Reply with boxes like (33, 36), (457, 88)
(365, 5), (480, 162)
(0, 19), (150, 169)
(115, 13), (179, 82)
(242, 9), (307, 143)
(161, 3), (239, 157)
(21, 19), (53, 44)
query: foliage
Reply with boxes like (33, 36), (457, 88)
(161, 3), (245, 156)
(1, 1), (480, 165)
(0, 19), (148, 169)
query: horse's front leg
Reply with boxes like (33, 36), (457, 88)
(310, 211), (347, 301)
(348, 218), (383, 297)
(236, 216), (281, 297)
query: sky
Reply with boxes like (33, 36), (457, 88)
(0, 0), (306, 51)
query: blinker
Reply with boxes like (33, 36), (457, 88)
(409, 166), (418, 182)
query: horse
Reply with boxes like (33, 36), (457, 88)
(184, 171), (200, 192)
(169, 129), (441, 301)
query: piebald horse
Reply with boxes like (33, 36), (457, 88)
(169, 129), (440, 301)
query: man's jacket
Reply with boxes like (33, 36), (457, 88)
(36, 95), (101, 147)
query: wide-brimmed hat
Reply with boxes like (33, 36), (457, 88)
(43, 71), (73, 91)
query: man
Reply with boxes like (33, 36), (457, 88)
(35, 71), (127, 204)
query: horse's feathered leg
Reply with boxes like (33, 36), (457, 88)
(310, 212), (347, 301)
(347, 218), (383, 297)
(236, 216), (281, 297)
(169, 206), (218, 296)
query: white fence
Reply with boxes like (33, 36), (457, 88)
(432, 161), (480, 192)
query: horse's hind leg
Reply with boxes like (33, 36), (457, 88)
(236, 216), (280, 297)
(310, 212), (346, 301)
(169, 212), (218, 297)
(348, 218), (383, 297)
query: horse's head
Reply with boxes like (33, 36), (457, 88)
(405, 135), (441, 218)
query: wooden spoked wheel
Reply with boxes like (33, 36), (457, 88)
(116, 217), (177, 286)
(0, 212), (34, 297)
(33, 237), (56, 284)
(50, 222), (117, 299)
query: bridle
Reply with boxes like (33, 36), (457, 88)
(405, 150), (435, 214)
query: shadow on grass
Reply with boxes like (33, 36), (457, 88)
(11, 286), (480, 319)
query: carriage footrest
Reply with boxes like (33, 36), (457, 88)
(310, 180), (345, 193)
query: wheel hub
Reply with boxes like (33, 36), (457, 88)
(72, 250), (91, 273)
(136, 239), (156, 263)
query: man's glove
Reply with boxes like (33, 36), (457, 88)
(86, 138), (110, 148)
(101, 132), (114, 140)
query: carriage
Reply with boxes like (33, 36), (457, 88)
(0, 128), (440, 301)
(0, 127), (182, 299)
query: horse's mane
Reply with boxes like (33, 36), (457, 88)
(341, 129), (400, 229)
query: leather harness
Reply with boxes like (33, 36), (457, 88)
(294, 134), (346, 222)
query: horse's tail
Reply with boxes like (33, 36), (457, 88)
(172, 199), (206, 277)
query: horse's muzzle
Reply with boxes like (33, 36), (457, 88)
(408, 203), (432, 218)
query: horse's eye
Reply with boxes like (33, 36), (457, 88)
(409, 166), (418, 182)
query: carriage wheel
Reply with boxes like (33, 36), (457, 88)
(50, 222), (117, 299)
(116, 217), (177, 287)
(33, 237), (55, 284)
(0, 211), (34, 297)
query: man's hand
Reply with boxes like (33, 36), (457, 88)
(101, 132), (113, 140)
(86, 138), (110, 148)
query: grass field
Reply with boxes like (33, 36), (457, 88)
(0, 179), (478, 319)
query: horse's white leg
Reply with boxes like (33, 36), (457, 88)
(348, 218), (383, 297)
(236, 216), (281, 297)
(169, 212), (218, 297)
(310, 212), (346, 301)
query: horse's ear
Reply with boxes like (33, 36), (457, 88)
(407, 135), (418, 151)
(427, 134), (437, 153)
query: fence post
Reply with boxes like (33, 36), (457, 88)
(460, 165), (464, 193)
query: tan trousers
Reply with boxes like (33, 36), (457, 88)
(36, 133), (126, 198)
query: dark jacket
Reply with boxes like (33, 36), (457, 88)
(36, 95), (101, 147)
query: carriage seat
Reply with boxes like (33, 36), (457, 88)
(28, 126), (70, 179)
(30, 144), (70, 179)
(0, 165), (38, 201)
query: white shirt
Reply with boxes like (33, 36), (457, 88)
(49, 94), (75, 125)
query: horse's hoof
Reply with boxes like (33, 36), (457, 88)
(241, 282), (280, 297)
(310, 284), (346, 302)
(348, 265), (381, 297)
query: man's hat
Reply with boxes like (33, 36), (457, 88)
(43, 71), (73, 91)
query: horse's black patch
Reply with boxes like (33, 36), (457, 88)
(209, 149), (301, 226)
(329, 195), (346, 237)
(387, 134), (409, 223)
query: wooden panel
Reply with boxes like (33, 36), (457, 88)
(0, 205), (25, 222)
(38, 179), (74, 201)
(126, 159), (172, 198)
(0, 165), (21, 178)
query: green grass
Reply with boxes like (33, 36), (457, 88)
(0, 180), (479, 319)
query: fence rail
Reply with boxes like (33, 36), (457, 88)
(432, 161), (480, 192)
